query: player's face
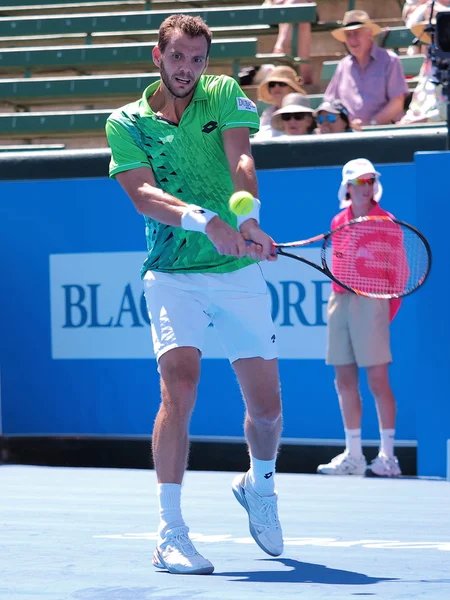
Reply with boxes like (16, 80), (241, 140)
(348, 172), (376, 207)
(154, 31), (209, 98)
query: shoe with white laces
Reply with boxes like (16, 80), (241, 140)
(317, 451), (367, 476)
(152, 526), (214, 575)
(232, 472), (283, 557)
(365, 453), (402, 478)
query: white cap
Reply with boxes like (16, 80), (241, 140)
(338, 158), (383, 208)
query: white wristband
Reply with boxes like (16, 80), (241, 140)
(181, 204), (218, 234)
(237, 197), (261, 228)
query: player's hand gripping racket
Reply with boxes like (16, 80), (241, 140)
(271, 216), (431, 299)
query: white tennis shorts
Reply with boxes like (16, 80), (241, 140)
(143, 263), (278, 363)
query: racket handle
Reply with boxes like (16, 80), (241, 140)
(246, 239), (278, 256)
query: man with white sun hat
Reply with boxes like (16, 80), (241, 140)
(317, 158), (403, 479)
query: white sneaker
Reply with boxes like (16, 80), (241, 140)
(365, 453), (402, 478)
(232, 472), (283, 557)
(317, 451), (367, 476)
(152, 526), (214, 575)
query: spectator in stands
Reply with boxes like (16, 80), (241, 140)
(255, 65), (306, 139)
(263, 0), (315, 84)
(317, 158), (403, 478)
(270, 93), (316, 135)
(397, 6), (450, 124)
(402, 0), (427, 55)
(402, 1), (428, 26)
(324, 10), (408, 126)
(313, 100), (354, 134)
(403, 0), (450, 28)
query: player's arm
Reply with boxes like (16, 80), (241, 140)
(107, 119), (247, 257)
(117, 166), (189, 226)
(222, 127), (276, 261)
(116, 166), (248, 257)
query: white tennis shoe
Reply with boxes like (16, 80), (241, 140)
(152, 526), (214, 575)
(365, 453), (402, 477)
(232, 472), (283, 557)
(317, 451), (367, 476)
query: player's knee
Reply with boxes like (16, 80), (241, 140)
(160, 367), (200, 417)
(248, 404), (282, 429)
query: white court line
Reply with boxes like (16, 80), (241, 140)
(447, 439), (450, 482)
(93, 532), (450, 551)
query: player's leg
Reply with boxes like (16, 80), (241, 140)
(232, 357), (283, 557)
(351, 298), (401, 477)
(211, 264), (283, 556)
(318, 292), (366, 475)
(154, 347), (201, 485)
(143, 273), (214, 574)
(239, 358), (282, 462)
(233, 356), (282, 484)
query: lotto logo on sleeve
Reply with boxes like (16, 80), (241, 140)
(236, 97), (258, 113)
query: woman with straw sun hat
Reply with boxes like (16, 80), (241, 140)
(254, 65), (306, 139)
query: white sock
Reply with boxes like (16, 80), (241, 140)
(345, 428), (363, 458)
(157, 483), (185, 541)
(248, 455), (276, 496)
(380, 429), (395, 458)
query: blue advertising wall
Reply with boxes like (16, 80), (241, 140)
(0, 160), (422, 450)
(415, 152), (450, 477)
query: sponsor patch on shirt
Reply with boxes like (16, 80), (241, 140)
(236, 97), (258, 113)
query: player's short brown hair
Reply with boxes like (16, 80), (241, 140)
(158, 14), (212, 56)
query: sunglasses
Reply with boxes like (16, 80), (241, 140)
(268, 81), (288, 89)
(350, 176), (376, 186)
(317, 114), (338, 124)
(281, 113), (307, 121)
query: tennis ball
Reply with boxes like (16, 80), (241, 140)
(229, 191), (254, 216)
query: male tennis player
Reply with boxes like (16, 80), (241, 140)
(106, 14), (283, 575)
(317, 158), (402, 478)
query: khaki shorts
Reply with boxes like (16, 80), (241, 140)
(326, 291), (392, 367)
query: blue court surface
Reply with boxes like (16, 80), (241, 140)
(1, 465), (449, 600)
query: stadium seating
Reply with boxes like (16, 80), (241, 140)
(0, 73), (160, 107)
(0, 143), (65, 151)
(0, 109), (112, 137)
(378, 26), (415, 50)
(0, 5), (316, 38)
(0, 0), (429, 148)
(0, 38), (258, 79)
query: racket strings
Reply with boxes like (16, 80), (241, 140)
(325, 220), (430, 298)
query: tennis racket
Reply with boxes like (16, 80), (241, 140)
(272, 215), (431, 299)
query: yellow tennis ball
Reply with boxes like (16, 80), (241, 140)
(229, 191), (254, 216)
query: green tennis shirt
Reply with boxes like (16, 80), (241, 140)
(106, 74), (260, 276)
